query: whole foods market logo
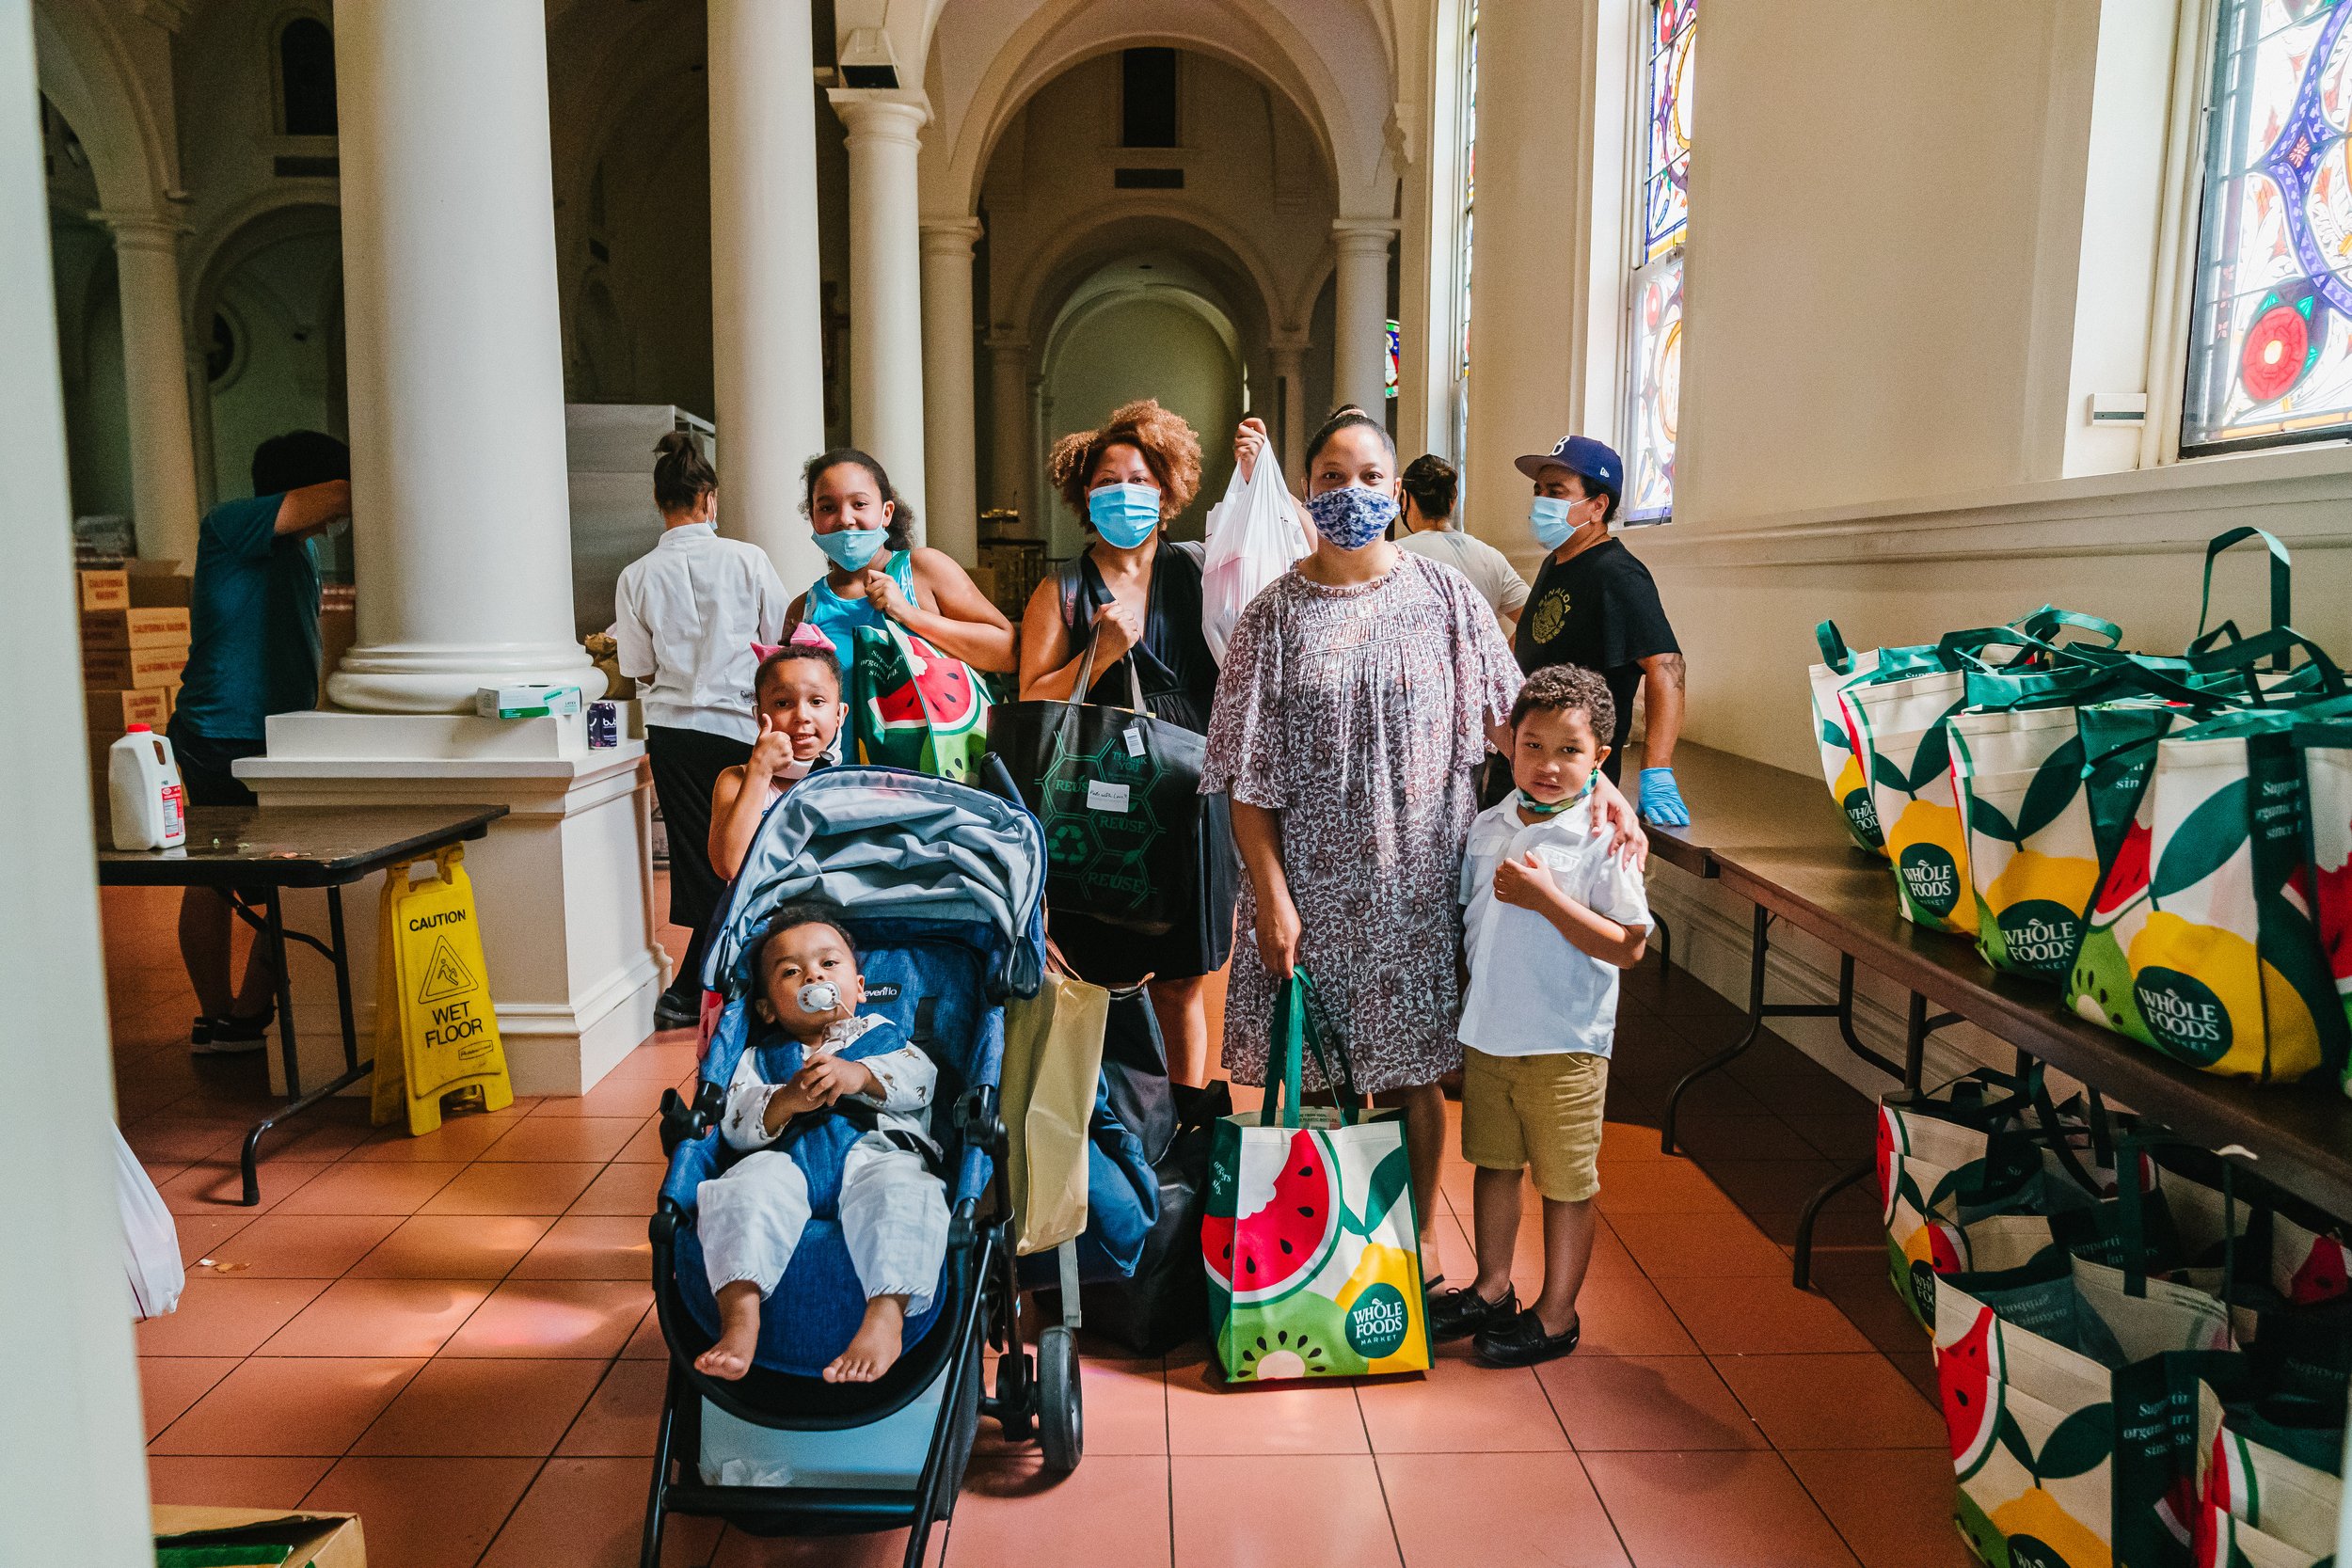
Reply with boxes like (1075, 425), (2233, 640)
(1344, 1284), (1410, 1359)
(1996, 901), (2079, 975)
(1898, 843), (1962, 917)
(2133, 967), (2231, 1066)
(1842, 787), (1881, 843)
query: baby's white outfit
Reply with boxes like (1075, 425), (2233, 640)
(696, 1013), (950, 1312)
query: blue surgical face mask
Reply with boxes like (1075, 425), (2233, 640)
(1087, 483), (1162, 548)
(814, 526), (887, 572)
(1530, 494), (1579, 551)
(1304, 485), (1399, 549)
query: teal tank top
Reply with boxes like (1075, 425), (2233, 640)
(801, 550), (918, 732)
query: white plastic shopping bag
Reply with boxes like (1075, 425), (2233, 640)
(1200, 453), (1311, 663)
(118, 1123), (183, 1319)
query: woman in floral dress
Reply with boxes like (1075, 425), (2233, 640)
(1202, 409), (1646, 1285)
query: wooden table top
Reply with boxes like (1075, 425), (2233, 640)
(1632, 741), (2352, 1221)
(96, 805), (508, 889)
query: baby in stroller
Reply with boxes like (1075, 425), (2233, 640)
(694, 904), (949, 1385)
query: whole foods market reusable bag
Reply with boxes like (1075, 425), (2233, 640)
(850, 621), (991, 781)
(2065, 716), (2350, 1085)
(2195, 1379), (2344, 1566)
(1936, 1256), (2234, 1568)
(1953, 692), (2121, 981)
(2297, 721), (2352, 1097)
(1810, 620), (1888, 856)
(1204, 973), (1430, 1382)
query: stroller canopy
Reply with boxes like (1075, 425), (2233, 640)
(703, 767), (1046, 1003)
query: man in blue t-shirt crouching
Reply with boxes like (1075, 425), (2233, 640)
(167, 431), (353, 1053)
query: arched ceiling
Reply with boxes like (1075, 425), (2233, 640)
(920, 0), (1398, 217)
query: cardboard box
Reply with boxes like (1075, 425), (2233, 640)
(128, 561), (192, 607)
(86, 688), (168, 735)
(78, 567), (128, 610)
(83, 645), (188, 689)
(81, 606), (192, 649)
(153, 1505), (366, 1568)
(475, 682), (582, 719)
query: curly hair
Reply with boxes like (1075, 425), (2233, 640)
(1510, 662), (1616, 742)
(1047, 399), (1203, 526)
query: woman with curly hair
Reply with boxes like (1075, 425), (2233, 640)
(1017, 398), (1235, 1085)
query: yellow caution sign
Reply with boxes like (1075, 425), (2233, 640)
(371, 846), (514, 1134)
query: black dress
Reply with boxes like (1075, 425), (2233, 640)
(1046, 538), (1238, 985)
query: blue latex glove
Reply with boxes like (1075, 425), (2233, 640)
(1639, 767), (1690, 827)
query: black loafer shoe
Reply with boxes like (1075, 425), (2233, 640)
(1428, 1284), (1518, 1342)
(1473, 1308), (1581, 1367)
(653, 990), (701, 1031)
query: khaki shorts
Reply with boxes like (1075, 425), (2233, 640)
(1459, 1048), (1609, 1203)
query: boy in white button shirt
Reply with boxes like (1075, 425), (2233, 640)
(1429, 665), (1651, 1367)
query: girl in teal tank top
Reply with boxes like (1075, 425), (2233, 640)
(787, 449), (1018, 753)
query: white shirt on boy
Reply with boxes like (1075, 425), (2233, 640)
(1457, 791), (1653, 1058)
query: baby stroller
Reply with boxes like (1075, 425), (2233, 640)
(643, 767), (1079, 1568)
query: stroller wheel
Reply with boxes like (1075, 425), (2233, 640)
(993, 1350), (1034, 1440)
(1036, 1325), (1083, 1475)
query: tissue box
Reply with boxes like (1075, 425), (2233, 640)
(474, 683), (583, 720)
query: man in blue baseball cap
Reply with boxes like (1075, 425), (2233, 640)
(1510, 435), (1689, 826)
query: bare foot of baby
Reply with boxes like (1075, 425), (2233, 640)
(823, 1294), (908, 1383)
(694, 1279), (763, 1382)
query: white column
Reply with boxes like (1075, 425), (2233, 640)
(248, 0), (660, 1100)
(919, 217), (982, 564)
(987, 331), (1031, 525)
(1269, 332), (1309, 483)
(326, 0), (591, 715)
(1, 1), (152, 1558)
(829, 90), (930, 535)
(1332, 219), (1397, 420)
(99, 213), (202, 565)
(709, 0), (826, 588)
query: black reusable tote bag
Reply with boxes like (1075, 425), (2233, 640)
(985, 626), (1207, 934)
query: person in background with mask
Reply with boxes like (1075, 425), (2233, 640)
(1395, 453), (1528, 630)
(787, 448), (1016, 732)
(1017, 399), (1234, 1086)
(1213, 410), (1649, 1291)
(616, 431), (790, 1030)
(1513, 436), (1689, 827)
(170, 430), (353, 1053)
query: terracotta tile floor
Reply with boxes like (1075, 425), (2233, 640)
(105, 880), (1969, 1567)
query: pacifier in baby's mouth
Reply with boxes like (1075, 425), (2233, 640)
(797, 981), (841, 1013)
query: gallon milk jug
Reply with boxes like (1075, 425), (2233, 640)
(109, 723), (187, 851)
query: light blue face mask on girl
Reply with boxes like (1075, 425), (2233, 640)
(1530, 494), (1578, 551)
(814, 526), (887, 572)
(1305, 485), (1399, 549)
(1087, 483), (1162, 548)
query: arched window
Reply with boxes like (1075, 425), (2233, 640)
(1623, 0), (1692, 523)
(2182, 0), (2352, 454)
(278, 17), (337, 137)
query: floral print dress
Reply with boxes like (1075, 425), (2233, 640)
(1201, 552), (1522, 1093)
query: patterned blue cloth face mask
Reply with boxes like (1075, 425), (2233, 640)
(1304, 485), (1399, 549)
(1087, 483), (1162, 548)
(815, 527), (887, 571)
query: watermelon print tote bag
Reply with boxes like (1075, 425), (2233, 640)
(1204, 972), (1431, 1383)
(850, 621), (992, 781)
(2064, 710), (2351, 1085)
(1809, 620), (1889, 856)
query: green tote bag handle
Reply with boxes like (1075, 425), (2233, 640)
(1261, 970), (1360, 1129)
(1816, 620), (1854, 674)
(2195, 527), (2292, 665)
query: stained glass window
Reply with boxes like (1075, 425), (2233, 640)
(2185, 0), (2352, 453)
(1624, 0), (1691, 523)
